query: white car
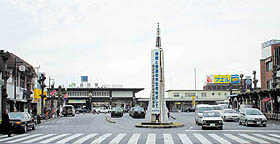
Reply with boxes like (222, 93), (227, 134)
(97, 107), (109, 113)
(239, 108), (267, 127)
(222, 109), (239, 121)
(211, 105), (223, 115)
(195, 104), (213, 125)
(201, 111), (223, 130)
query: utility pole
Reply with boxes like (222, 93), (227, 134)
(58, 85), (62, 116)
(0, 50), (10, 120)
(194, 68), (197, 90)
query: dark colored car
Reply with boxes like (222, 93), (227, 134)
(8, 112), (36, 133)
(129, 107), (145, 118)
(111, 107), (123, 117)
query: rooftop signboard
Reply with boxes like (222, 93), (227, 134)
(207, 75), (240, 84)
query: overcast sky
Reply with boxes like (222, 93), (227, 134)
(1, 0), (280, 98)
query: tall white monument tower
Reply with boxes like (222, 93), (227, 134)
(144, 23), (169, 123)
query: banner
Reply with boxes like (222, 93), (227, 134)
(151, 49), (160, 114)
(207, 75), (240, 84)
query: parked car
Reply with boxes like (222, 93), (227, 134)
(129, 107), (145, 118)
(221, 109), (239, 121)
(201, 111), (223, 130)
(195, 104), (213, 125)
(111, 107), (123, 117)
(239, 108), (267, 127)
(8, 112), (36, 133)
(97, 107), (109, 113)
(62, 105), (75, 116)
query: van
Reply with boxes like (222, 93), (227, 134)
(62, 105), (75, 117)
(195, 104), (213, 125)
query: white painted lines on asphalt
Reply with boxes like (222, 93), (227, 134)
(146, 133), (156, 144)
(91, 133), (112, 144)
(194, 133), (212, 144)
(109, 133), (126, 144)
(55, 133), (83, 144)
(254, 134), (280, 143)
(0, 134), (28, 142)
(163, 134), (174, 144)
(39, 134), (70, 144)
(73, 133), (98, 144)
(178, 133), (193, 144)
(185, 129), (280, 132)
(22, 134), (56, 143)
(224, 134), (250, 144)
(127, 133), (140, 144)
(269, 134), (280, 139)
(239, 134), (269, 144)
(208, 134), (231, 144)
(6, 134), (42, 143)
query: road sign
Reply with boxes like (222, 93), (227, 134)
(18, 65), (25, 71)
(245, 79), (252, 85)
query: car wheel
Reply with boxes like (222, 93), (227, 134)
(239, 120), (242, 125)
(202, 126), (205, 130)
(263, 124), (266, 127)
(32, 123), (36, 130)
(245, 120), (249, 127)
(22, 125), (27, 133)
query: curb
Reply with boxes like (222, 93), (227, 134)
(135, 122), (184, 128)
(105, 116), (116, 123)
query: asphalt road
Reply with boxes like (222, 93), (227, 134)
(1, 112), (280, 144)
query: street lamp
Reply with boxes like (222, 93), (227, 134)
(0, 50), (10, 118)
(13, 57), (25, 112)
(38, 73), (46, 119)
(253, 70), (258, 90)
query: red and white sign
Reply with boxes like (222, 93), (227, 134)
(50, 90), (56, 96)
(64, 93), (68, 99)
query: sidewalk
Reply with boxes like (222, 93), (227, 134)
(267, 120), (280, 125)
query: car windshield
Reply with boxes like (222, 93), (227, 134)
(198, 107), (213, 113)
(8, 112), (24, 119)
(224, 109), (236, 113)
(113, 107), (122, 111)
(134, 107), (144, 111)
(212, 106), (222, 110)
(203, 111), (220, 117)
(246, 109), (262, 115)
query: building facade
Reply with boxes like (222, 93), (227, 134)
(260, 39), (280, 89)
(47, 87), (144, 111)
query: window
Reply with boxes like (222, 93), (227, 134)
(201, 93), (207, 97)
(266, 61), (272, 72)
(218, 93), (221, 96)
(185, 93), (195, 97)
(212, 93), (215, 96)
(174, 93), (179, 97)
(225, 93), (227, 95)
(267, 80), (273, 89)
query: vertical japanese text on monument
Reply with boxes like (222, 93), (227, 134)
(151, 49), (160, 114)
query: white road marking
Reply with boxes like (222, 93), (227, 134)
(56, 133), (83, 144)
(163, 134), (174, 144)
(178, 133), (193, 144)
(208, 134), (231, 144)
(185, 129), (280, 132)
(269, 134), (280, 139)
(0, 134), (28, 142)
(146, 133), (156, 144)
(239, 134), (269, 144)
(91, 133), (112, 144)
(109, 133), (126, 144)
(39, 134), (70, 144)
(224, 134), (250, 144)
(22, 134), (56, 143)
(254, 134), (280, 143)
(73, 133), (98, 144)
(193, 133), (212, 144)
(6, 134), (42, 143)
(127, 133), (141, 144)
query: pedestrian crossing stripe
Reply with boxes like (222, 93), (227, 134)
(0, 133), (280, 144)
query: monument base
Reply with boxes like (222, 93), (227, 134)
(135, 122), (184, 128)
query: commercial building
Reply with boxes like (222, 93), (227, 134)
(136, 90), (240, 112)
(0, 52), (37, 113)
(260, 39), (280, 89)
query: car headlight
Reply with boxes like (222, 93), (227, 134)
(219, 120), (222, 123)
(16, 122), (21, 124)
(203, 121), (206, 124)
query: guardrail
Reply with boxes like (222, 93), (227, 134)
(263, 113), (280, 120)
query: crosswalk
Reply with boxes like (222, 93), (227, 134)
(0, 133), (280, 144)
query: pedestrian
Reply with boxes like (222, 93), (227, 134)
(56, 109), (60, 117)
(2, 109), (12, 137)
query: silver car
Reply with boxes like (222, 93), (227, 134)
(239, 108), (267, 127)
